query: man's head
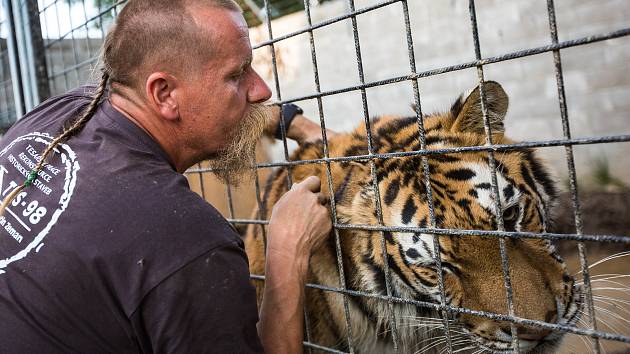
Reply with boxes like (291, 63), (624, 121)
(105, 0), (272, 181)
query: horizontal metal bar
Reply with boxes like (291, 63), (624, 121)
(47, 55), (98, 80)
(252, 0), (401, 50)
(185, 134), (630, 173)
(43, 0), (127, 47)
(38, 0), (61, 15)
(334, 223), (630, 243)
(250, 274), (630, 344)
(269, 27), (630, 106)
(229, 219), (628, 243)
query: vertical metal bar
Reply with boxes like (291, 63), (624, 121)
(302, 0), (355, 352)
(345, 0), (400, 351)
(196, 163), (207, 200)
(399, 1), (454, 353)
(25, 0), (48, 102)
(11, 0), (36, 109)
(467, 1), (521, 353)
(262, 0), (293, 188)
(66, 0), (82, 85)
(545, 1), (600, 352)
(52, 1), (68, 91)
(4, 0), (25, 118)
(260, 1), (311, 349)
(252, 163), (268, 249)
(40, 3), (56, 96)
(80, 0), (92, 60)
(225, 184), (236, 220)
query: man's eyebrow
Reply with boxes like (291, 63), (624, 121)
(240, 56), (253, 70)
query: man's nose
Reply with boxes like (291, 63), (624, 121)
(248, 70), (272, 104)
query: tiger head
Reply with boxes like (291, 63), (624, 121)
(331, 82), (582, 353)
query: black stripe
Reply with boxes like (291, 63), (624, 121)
(503, 185), (515, 200)
(383, 177), (400, 206)
(475, 182), (491, 190)
(376, 117), (416, 137)
(334, 166), (354, 204)
(402, 196), (417, 224)
(520, 162), (543, 203)
(527, 153), (558, 200)
(445, 168), (476, 181)
(344, 144), (368, 157)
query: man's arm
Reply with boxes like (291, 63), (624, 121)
(257, 176), (332, 354)
(264, 105), (338, 144)
(130, 242), (264, 354)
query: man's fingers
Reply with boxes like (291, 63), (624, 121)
(298, 176), (321, 193)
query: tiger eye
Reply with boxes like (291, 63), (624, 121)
(503, 205), (519, 221)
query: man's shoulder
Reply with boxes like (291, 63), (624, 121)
(3, 86), (97, 139)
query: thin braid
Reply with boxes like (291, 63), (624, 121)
(0, 71), (110, 218)
(34, 71), (110, 173)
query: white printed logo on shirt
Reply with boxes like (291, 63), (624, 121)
(0, 132), (80, 274)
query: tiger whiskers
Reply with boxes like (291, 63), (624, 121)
(583, 251), (630, 272)
(414, 333), (475, 354)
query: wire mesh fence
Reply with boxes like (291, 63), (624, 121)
(3, 0), (630, 353)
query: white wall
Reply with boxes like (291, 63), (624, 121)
(251, 0), (630, 188)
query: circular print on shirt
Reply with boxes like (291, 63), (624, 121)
(0, 132), (80, 274)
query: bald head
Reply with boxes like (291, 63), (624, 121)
(103, 0), (241, 91)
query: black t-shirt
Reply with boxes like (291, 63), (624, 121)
(0, 87), (264, 354)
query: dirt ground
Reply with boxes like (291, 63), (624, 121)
(551, 192), (630, 354)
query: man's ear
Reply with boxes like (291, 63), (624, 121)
(145, 72), (180, 121)
(450, 81), (509, 134)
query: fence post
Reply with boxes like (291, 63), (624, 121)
(3, 0), (25, 121)
(10, 0), (49, 113)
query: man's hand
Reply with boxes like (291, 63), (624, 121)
(258, 176), (332, 354)
(264, 105), (338, 144)
(267, 176), (331, 277)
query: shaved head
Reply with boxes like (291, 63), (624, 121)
(103, 0), (241, 91)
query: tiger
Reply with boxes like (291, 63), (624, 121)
(245, 81), (582, 353)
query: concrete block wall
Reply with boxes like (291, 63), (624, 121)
(251, 0), (630, 188)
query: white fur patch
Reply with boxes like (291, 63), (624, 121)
(389, 212), (435, 265)
(466, 162), (521, 213)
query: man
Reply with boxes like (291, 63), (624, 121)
(0, 0), (331, 353)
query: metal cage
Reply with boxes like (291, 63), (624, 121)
(2, 0), (630, 353)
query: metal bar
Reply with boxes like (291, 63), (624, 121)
(253, 0), (401, 50)
(224, 220), (630, 244)
(262, 0), (292, 188)
(303, 341), (349, 354)
(43, 0), (128, 49)
(24, 0), (49, 101)
(468, 2), (520, 351)
(52, 1), (68, 91)
(260, 0), (306, 348)
(399, 1), (453, 352)
(38, 0), (60, 15)
(545, 1), (601, 352)
(66, 0), (83, 87)
(302, 0), (355, 351)
(345, 0), (400, 350)
(250, 274), (630, 344)
(4, 0), (26, 119)
(186, 135), (630, 172)
(267, 26), (630, 106)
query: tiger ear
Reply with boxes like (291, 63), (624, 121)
(450, 81), (509, 134)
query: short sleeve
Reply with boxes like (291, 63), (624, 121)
(129, 241), (264, 354)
